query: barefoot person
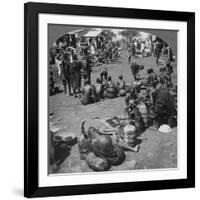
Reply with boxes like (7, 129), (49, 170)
(71, 54), (83, 98)
(62, 53), (72, 95)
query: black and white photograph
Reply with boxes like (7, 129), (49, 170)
(23, 2), (195, 197)
(48, 25), (178, 174)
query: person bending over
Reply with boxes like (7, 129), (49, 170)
(130, 62), (144, 81)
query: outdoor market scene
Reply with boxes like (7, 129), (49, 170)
(48, 25), (177, 174)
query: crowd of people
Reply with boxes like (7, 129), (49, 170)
(79, 60), (176, 130)
(49, 32), (178, 173)
(79, 38), (122, 65)
(127, 37), (174, 66)
(49, 34), (177, 131)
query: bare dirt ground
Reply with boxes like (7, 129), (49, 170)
(49, 50), (177, 173)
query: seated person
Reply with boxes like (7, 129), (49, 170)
(158, 67), (165, 82)
(151, 82), (176, 128)
(117, 75), (125, 89)
(125, 87), (138, 112)
(81, 79), (97, 105)
(116, 75), (126, 96)
(104, 76), (117, 98)
(100, 66), (108, 83)
(146, 68), (158, 88)
(158, 67), (171, 88)
(95, 77), (104, 100)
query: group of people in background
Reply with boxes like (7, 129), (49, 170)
(81, 39), (122, 65)
(127, 37), (174, 66)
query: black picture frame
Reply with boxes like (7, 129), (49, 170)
(24, 2), (195, 198)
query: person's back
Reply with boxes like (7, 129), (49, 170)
(152, 87), (176, 126)
(81, 84), (92, 105)
(81, 82), (96, 105)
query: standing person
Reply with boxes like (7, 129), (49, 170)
(84, 54), (93, 84)
(130, 62), (144, 81)
(155, 40), (162, 65)
(166, 45), (173, 62)
(140, 42), (145, 57)
(127, 46), (132, 63)
(71, 54), (83, 98)
(62, 53), (72, 96)
(131, 42), (136, 57)
(55, 50), (63, 77)
(49, 71), (55, 96)
(165, 60), (173, 77)
(49, 47), (57, 65)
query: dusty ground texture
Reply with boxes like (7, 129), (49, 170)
(49, 50), (177, 174)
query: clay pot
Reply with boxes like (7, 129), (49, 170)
(85, 152), (110, 171)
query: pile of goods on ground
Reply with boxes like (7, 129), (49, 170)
(78, 117), (141, 171)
